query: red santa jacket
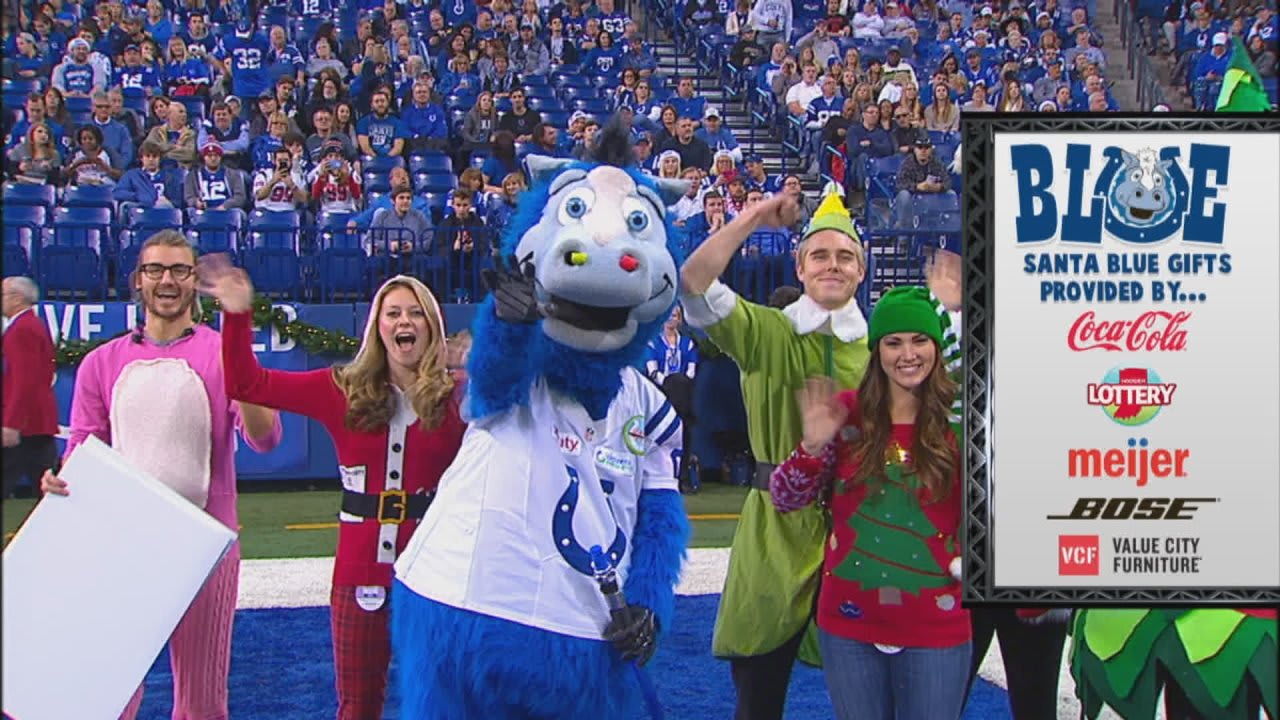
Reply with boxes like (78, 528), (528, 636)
(2, 309), (59, 437)
(221, 311), (466, 587)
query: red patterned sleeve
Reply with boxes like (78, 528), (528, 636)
(769, 442), (837, 513)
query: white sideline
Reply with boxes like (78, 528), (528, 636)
(236, 550), (1146, 720)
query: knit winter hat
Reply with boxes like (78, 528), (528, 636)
(801, 187), (863, 248)
(868, 286), (944, 348)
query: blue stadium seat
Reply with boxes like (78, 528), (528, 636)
(122, 94), (149, 116)
(572, 98), (612, 114)
(524, 87), (560, 102)
(408, 152), (453, 174)
(260, 5), (290, 31)
(2, 77), (43, 95)
(64, 95), (92, 114)
(62, 184), (116, 209)
(558, 85), (602, 102)
(317, 211), (361, 249)
(449, 109), (468, 133)
(521, 74), (550, 88)
(242, 247), (303, 297)
(422, 192), (450, 224)
(362, 171), (392, 194)
(3, 244), (30, 277)
(527, 97), (566, 113)
(3, 205), (44, 274)
(867, 155), (904, 199)
(363, 155), (405, 173)
(38, 245), (102, 299)
(495, 97), (513, 113)
(3, 182), (56, 210)
(469, 149), (490, 169)
(188, 209), (244, 254)
(51, 206), (114, 257)
(413, 172), (458, 192)
(248, 210), (301, 249)
(317, 247), (370, 301)
(123, 207), (185, 249)
(541, 110), (571, 129)
(554, 74), (597, 90)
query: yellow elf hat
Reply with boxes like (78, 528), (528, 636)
(801, 184), (863, 249)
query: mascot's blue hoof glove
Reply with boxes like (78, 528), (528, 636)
(391, 118), (693, 720)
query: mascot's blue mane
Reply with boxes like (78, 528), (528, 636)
(466, 121), (685, 421)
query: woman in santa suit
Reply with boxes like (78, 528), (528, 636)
(198, 256), (467, 720)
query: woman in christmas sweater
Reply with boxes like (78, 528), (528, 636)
(198, 257), (467, 720)
(769, 286), (972, 720)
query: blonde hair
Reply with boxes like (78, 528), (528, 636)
(332, 276), (453, 431)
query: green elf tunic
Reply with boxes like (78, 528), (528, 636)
(683, 279), (871, 662)
(1071, 608), (1276, 720)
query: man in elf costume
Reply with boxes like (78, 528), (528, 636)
(681, 188), (963, 718)
(1071, 607), (1276, 719)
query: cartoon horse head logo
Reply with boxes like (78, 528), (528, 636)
(1094, 146), (1191, 244)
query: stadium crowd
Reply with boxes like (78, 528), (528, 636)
(5, 0), (1269, 303)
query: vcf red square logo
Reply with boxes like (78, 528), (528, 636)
(1059, 535), (1100, 575)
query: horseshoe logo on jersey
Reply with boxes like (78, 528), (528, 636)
(552, 465), (627, 576)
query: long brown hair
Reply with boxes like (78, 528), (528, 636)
(845, 339), (958, 502)
(332, 276), (454, 432)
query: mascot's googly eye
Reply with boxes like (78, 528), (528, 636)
(1128, 169), (1143, 183)
(558, 188), (596, 224)
(1153, 174), (1164, 187)
(621, 197), (651, 234)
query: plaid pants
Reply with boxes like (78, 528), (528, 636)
(330, 584), (392, 720)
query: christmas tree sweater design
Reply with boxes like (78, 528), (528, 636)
(771, 392), (970, 649)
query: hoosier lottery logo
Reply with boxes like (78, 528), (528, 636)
(1086, 367), (1176, 426)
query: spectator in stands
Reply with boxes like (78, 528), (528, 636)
(115, 43), (161, 98)
(11, 31), (50, 81)
(964, 80), (995, 110)
(511, 22), (551, 76)
(660, 115), (715, 171)
(497, 87), (541, 143)
(697, 106), (744, 164)
(66, 124), (122, 186)
(250, 111), (288, 170)
(728, 26), (768, 87)
(724, 175), (749, 215)
(1192, 32), (1232, 85)
(621, 34), (658, 76)
(545, 15), (580, 65)
(739, 154), (777, 194)
(779, 174), (815, 231)
(52, 37), (106, 97)
(5, 94), (64, 155)
(254, 146), (308, 216)
(43, 87), (72, 132)
(996, 77), (1029, 110)
(482, 53), (518, 98)
(668, 77), (708, 126)
(726, 0), (753, 35)
(251, 93), (292, 138)
(805, 74), (843, 173)
(785, 63), (824, 123)
(797, 19), (840, 67)
(481, 130), (521, 193)
(686, 0), (725, 31)
(843, 102), (892, 199)
(672, 166), (707, 222)
(583, 30), (623, 75)
(883, 1), (916, 37)
(894, 132), (953, 230)
(368, 185), (432, 256)
(1032, 59), (1069, 104)
(308, 37), (349, 81)
(760, 42), (792, 97)
(1248, 6), (1277, 50)
(568, 120), (598, 159)
(220, 21), (272, 117)
(439, 189), (488, 296)
(115, 141), (184, 217)
(740, 188), (791, 257)
(749, 0), (794, 46)
(185, 140), (248, 219)
(165, 36), (212, 100)
(199, 102), (250, 169)
(356, 89), (408, 159)
(304, 106), (355, 164)
(685, 189), (728, 251)
(925, 84), (960, 133)
(7, 122), (62, 185)
(851, 0), (885, 39)
(312, 146), (363, 215)
(1065, 26), (1107, 72)
(656, 149), (683, 180)
(456, 90), (497, 172)
(89, 90), (135, 167)
(484, 171), (526, 238)
(401, 80), (449, 154)
(1248, 33), (1277, 77)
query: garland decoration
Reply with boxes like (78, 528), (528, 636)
(54, 297), (361, 368)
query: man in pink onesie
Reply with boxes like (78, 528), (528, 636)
(42, 230), (282, 720)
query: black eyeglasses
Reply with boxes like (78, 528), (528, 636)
(139, 263), (195, 280)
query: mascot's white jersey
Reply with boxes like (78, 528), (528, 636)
(395, 367), (681, 640)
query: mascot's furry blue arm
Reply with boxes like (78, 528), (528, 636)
(391, 119), (693, 720)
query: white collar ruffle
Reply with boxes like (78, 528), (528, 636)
(782, 294), (868, 342)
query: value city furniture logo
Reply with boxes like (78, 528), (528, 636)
(1011, 143), (1229, 245)
(1087, 367), (1176, 426)
(1068, 311), (1191, 352)
(1059, 535), (1100, 575)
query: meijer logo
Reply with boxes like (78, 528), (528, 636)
(1067, 437), (1189, 487)
(1067, 311), (1191, 352)
(1059, 535), (1100, 575)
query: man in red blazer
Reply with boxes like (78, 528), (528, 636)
(3, 276), (59, 499)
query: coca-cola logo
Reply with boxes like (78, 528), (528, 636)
(1067, 311), (1191, 352)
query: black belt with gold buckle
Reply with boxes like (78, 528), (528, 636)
(340, 489), (433, 524)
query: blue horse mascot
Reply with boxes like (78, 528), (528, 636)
(392, 118), (693, 720)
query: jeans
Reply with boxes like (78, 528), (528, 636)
(818, 628), (972, 720)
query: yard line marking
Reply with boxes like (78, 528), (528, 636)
(284, 513), (741, 531)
